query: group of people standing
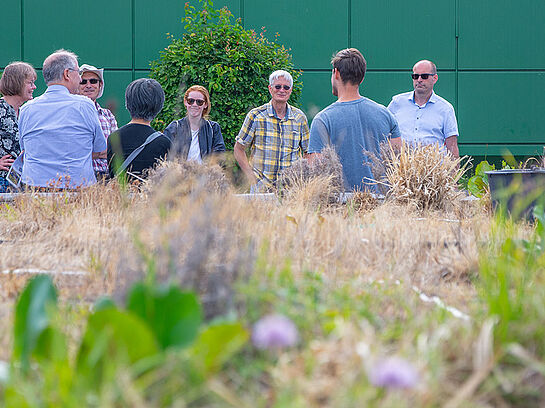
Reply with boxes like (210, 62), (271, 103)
(0, 46), (458, 193)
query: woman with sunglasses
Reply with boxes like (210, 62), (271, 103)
(164, 85), (225, 162)
(0, 62), (37, 192)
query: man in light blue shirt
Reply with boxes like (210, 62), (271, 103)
(387, 60), (459, 158)
(18, 49), (106, 188)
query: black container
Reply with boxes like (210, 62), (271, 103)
(486, 169), (545, 220)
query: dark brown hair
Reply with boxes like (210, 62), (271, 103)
(0, 62), (37, 96)
(331, 48), (366, 85)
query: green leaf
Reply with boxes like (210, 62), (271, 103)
(13, 275), (58, 370)
(76, 309), (159, 387)
(475, 160), (494, 177)
(127, 283), (202, 350)
(467, 175), (488, 198)
(189, 322), (248, 376)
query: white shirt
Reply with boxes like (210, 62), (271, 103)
(187, 129), (203, 163)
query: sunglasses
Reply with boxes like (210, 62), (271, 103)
(80, 78), (100, 85)
(274, 84), (291, 91)
(411, 73), (434, 80)
(186, 98), (205, 106)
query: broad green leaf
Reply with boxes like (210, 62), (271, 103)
(76, 309), (159, 387)
(475, 160), (494, 177)
(189, 322), (248, 376)
(467, 176), (487, 198)
(127, 283), (202, 350)
(13, 275), (57, 370)
(34, 326), (68, 364)
(93, 296), (116, 312)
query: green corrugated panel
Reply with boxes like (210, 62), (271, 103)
(458, 72), (545, 144)
(24, 0), (133, 68)
(459, 0), (545, 69)
(351, 1), (456, 70)
(460, 145), (544, 157)
(135, 0), (241, 69)
(298, 71), (336, 120)
(243, 0), (349, 69)
(1, 1), (21, 67)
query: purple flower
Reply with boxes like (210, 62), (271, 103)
(252, 314), (299, 350)
(368, 357), (419, 389)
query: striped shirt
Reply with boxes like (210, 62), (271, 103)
(236, 102), (309, 187)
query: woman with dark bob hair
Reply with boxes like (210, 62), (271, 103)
(0, 62), (36, 191)
(107, 78), (171, 179)
(164, 85), (225, 162)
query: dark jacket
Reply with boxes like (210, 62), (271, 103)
(164, 117), (226, 160)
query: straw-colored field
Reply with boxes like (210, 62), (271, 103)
(0, 152), (543, 407)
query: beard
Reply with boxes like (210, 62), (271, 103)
(332, 83), (338, 97)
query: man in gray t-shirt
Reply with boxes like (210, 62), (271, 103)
(308, 48), (401, 192)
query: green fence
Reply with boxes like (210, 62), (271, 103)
(2, 0), (544, 157)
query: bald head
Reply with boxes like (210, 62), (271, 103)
(413, 60), (437, 75)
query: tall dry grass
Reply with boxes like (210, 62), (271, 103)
(369, 142), (468, 211)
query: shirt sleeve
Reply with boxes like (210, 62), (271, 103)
(82, 102), (107, 153)
(443, 105), (459, 138)
(308, 114), (330, 153)
(388, 111), (401, 139)
(299, 113), (310, 153)
(236, 110), (256, 146)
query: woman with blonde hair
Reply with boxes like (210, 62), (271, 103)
(0, 62), (36, 191)
(164, 85), (225, 162)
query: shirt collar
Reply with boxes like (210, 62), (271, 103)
(267, 101), (293, 120)
(410, 91), (437, 106)
(94, 100), (103, 113)
(46, 84), (71, 94)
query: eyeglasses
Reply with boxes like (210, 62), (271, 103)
(186, 98), (205, 106)
(80, 78), (100, 85)
(411, 73), (434, 80)
(274, 84), (291, 91)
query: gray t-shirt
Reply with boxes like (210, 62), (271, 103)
(308, 97), (400, 192)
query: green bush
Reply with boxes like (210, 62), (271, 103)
(150, 0), (302, 148)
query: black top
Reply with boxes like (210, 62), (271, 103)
(107, 123), (171, 178)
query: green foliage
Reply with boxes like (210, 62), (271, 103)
(13, 275), (58, 371)
(127, 282), (202, 349)
(467, 160), (494, 197)
(149, 0), (302, 148)
(5, 278), (248, 406)
(477, 206), (545, 352)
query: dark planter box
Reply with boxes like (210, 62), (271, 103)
(486, 169), (545, 220)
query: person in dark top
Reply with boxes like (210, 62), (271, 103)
(163, 85), (225, 162)
(107, 78), (171, 179)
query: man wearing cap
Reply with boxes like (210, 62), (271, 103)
(79, 64), (118, 178)
(18, 49), (106, 189)
(387, 59), (459, 158)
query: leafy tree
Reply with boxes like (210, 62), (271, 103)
(150, 0), (302, 148)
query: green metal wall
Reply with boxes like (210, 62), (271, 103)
(2, 0), (544, 156)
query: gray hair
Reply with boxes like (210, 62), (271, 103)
(269, 70), (293, 87)
(42, 49), (78, 85)
(125, 78), (165, 121)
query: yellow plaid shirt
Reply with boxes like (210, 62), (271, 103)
(236, 102), (309, 187)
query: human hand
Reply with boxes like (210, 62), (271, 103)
(0, 155), (14, 171)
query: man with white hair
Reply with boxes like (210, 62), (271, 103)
(234, 70), (309, 192)
(18, 49), (106, 189)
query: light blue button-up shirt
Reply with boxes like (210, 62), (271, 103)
(18, 85), (106, 188)
(387, 91), (458, 148)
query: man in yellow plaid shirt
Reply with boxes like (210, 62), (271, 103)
(234, 70), (309, 192)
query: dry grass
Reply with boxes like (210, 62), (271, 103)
(0, 157), (517, 405)
(369, 142), (468, 212)
(277, 146), (344, 209)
